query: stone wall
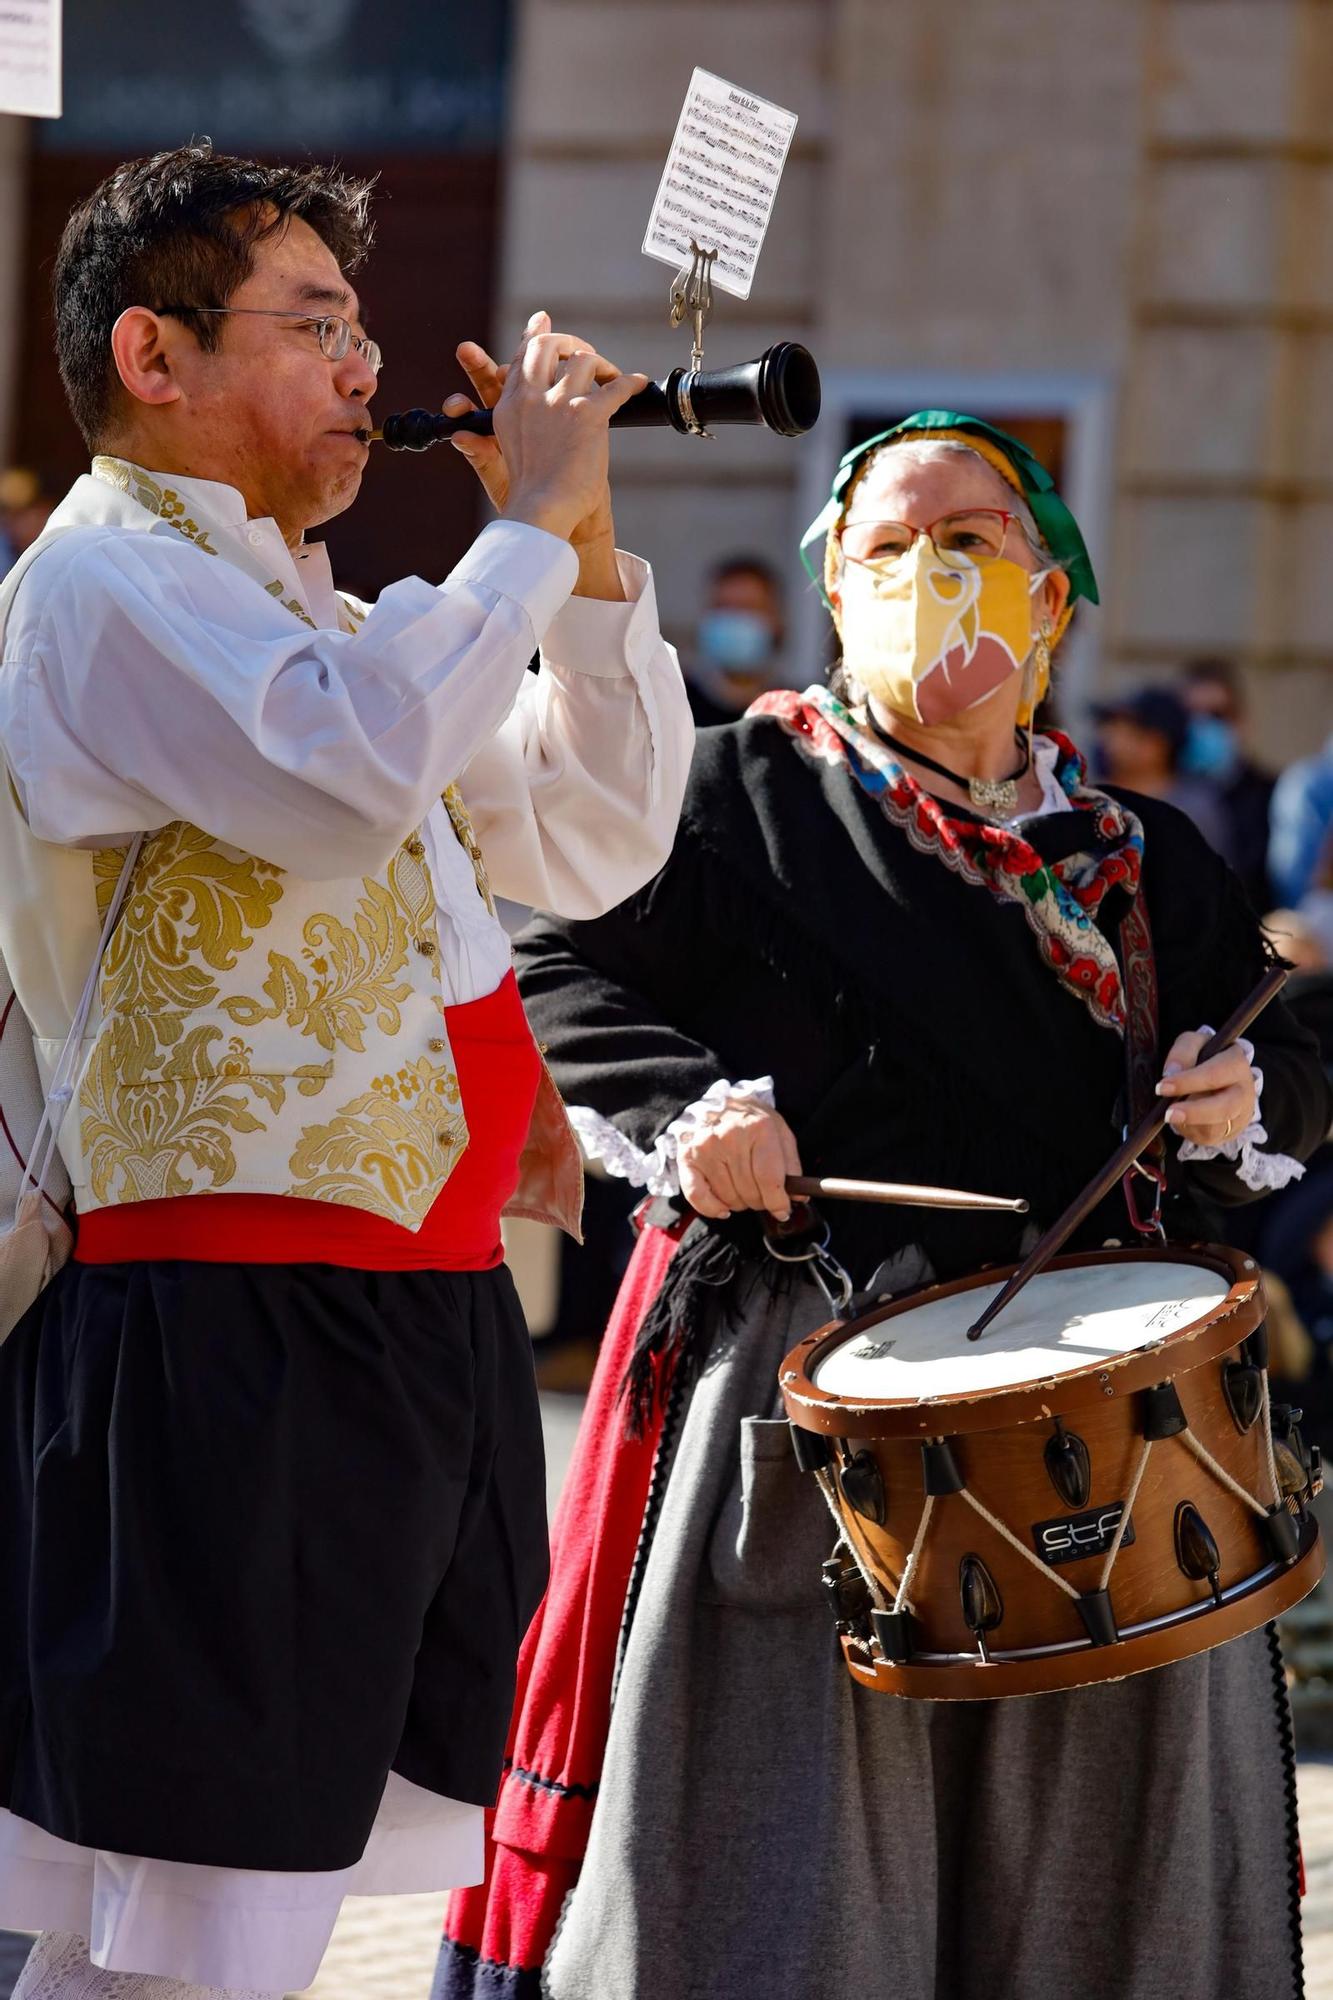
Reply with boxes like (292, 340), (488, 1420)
(1115, 0), (1333, 763)
(501, 0), (1333, 762)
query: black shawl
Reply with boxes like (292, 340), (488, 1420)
(516, 718), (1331, 1416)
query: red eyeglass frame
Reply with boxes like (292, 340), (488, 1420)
(837, 509), (1031, 570)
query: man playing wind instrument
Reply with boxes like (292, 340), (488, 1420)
(0, 142), (691, 2000)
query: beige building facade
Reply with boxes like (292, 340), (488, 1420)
(500, 0), (1333, 765)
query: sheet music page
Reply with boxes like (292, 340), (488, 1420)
(0, 0), (60, 116)
(642, 68), (798, 302)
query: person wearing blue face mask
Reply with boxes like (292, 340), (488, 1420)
(686, 553), (786, 727)
(1180, 657), (1276, 911)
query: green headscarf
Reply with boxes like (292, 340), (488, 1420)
(800, 410), (1099, 611)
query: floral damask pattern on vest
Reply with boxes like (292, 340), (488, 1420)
(93, 823), (284, 1003)
(77, 821), (468, 1225)
(287, 1053), (466, 1221)
(221, 848), (429, 1053)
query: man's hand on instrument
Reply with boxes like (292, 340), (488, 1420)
(1156, 1029), (1258, 1148)
(677, 1100), (802, 1223)
(447, 310), (644, 549)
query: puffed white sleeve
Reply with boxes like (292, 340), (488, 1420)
(0, 520), (579, 880)
(455, 550), (694, 919)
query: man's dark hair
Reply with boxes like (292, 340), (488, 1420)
(709, 552), (783, 597)
(53, 141), (376, 449)
(1182, 655), (1243, 710)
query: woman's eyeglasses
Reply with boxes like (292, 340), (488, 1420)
(839, 510), (1033, 571)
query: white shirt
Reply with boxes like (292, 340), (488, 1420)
(0, 474), (694, 1992)
(0, 469), (694, 1004)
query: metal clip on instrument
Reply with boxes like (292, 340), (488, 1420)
(668, 237), (718, 431)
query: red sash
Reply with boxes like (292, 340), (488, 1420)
(74, 970), (540, 1272)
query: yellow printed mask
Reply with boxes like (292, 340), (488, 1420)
(840, 537), (1047, 727)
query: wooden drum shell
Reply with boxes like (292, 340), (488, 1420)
(780, 1246), (1324, 1699)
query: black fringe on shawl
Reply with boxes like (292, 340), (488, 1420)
(621, 1212), (801, 1440)
(621, 1218), (743, 1439)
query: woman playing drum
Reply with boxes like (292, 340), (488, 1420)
(434, 415), (1333, 2000)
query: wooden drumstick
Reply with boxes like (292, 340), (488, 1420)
(965, 964), (1289, 1342)
(786, 1175), (1028, 1214)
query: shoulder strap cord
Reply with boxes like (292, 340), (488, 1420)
(12, 835), (142, 1227)
(0, 526), (144, 1228)
(1117, 893), (1166, 1238)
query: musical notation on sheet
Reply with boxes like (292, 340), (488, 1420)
(643, 68), (798, 301)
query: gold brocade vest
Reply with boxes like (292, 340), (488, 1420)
(0, 461), (583, 1237)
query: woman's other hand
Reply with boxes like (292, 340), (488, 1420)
(1156, 1030), (1258, 1147)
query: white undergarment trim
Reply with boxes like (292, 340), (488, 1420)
(0, 1773), (481, 1994)
(567, 1075), (776, 1197)
(1175, 1034), (1306, 1193)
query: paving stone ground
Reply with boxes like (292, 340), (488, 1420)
(1303, 1760), (1333, 1994)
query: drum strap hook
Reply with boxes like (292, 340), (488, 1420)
(1121, 1143), (1167, 1243)
(763, 1213), (855, 1317)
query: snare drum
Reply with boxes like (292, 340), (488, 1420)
(780, 1245), (1323, 1699)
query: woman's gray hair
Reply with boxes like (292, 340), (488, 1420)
(855, 435), (1049, 554)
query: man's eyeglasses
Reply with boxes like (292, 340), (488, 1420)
(839, 510), (1035, 571)
(155, 306), (382, 375)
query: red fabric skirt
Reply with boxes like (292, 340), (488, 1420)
(441, 1223), (678, 1983)
(74, 970), (541, 1272)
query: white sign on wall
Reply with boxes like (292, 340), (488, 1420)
(0, 0), (61, 118)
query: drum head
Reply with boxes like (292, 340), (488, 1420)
(811, 1258), (1231, 1404)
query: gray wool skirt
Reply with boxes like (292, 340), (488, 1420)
(544, 1268), (1302, 2000)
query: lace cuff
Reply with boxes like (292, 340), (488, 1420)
(566, 1077), (777, 1198)
(1176, 1034), (1306, 1194)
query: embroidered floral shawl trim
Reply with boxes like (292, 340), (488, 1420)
(753, 685), (1145, 1035)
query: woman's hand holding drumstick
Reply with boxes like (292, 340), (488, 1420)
(676, 1100), (1027, 1219)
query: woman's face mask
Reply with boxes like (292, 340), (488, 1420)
(838, 534), (1049, 727)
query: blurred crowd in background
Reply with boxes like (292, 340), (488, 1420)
(1084, 658), (1333, 1418)
(0, 467), (51, 575)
